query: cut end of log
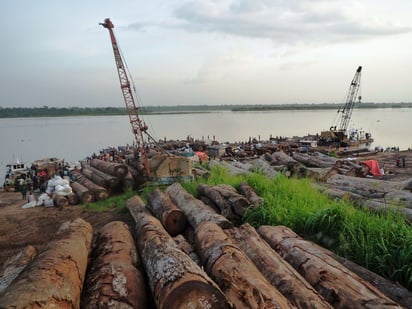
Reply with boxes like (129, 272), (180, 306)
(164, 209), (188, 237)
(160, 280), (232, 309)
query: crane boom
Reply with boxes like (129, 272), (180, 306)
(333, 66), (362, 132)
(100, 18), (150, 174)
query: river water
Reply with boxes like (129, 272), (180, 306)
(1, 108), (411, 182)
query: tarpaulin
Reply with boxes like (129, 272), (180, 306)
(361, 160), (382, 176)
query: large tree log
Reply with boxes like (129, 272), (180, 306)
(71, 181), (94, 203)
(251, 157), (279, 178)
(258, 225), (402, 309)
(0, 246), (37, 293)
(238, 182), (264, 207)
(82, 221), (149, 308)
(147, 188), (187, 236)
(195, 221), (292, 308)
(165, 182), (233, 229)
(126, 195), (231, 309)
(173, 234), (201, 266)
(292, 152), (335, 168)
(72, 170), (109, 201)
(66, 191), (80, 205)
(52, 193), (69, 208)
(90, 158), (128, 179)
(197, 184), (250, 222)
(81, 163), (121, 189)
(331, 253), (412, 309)
(225, 224), (332, 309)
(0, 218), (93, 308)
(325, 174), (412, 209)
(315, 184), (412, 222)
(270, 150), (299, 165)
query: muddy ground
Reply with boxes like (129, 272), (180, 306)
(0, 190), (133, 268)
(1, 149), (411, 269)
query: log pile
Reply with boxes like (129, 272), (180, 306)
(209, 150), (412, 220)
(1, 182), (409, 308)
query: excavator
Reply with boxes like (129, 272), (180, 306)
(319, 66), (372, 147)
(100, 18), (192, 184)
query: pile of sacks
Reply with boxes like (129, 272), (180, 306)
(22, 175), (73, 209)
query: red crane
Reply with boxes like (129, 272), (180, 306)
(100, 18), (150, 174)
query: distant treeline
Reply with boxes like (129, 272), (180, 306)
(1, 103), (411, 118)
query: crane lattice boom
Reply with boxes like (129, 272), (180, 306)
(332, 66), (362, 132)
(100, 18), (150, 174)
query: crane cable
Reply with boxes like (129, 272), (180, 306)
(115, 30), (168, 155)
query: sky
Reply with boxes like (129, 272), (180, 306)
(1, 0), (411, 108)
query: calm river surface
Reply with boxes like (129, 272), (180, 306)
(1, 108), (411, 181)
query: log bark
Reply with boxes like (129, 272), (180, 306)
(315, 184), (412, 222)
(81, 166), (108, 188)
(0, 246), (37, 293)
(165, 182), (233, 229)
(258, 225), (402, 309)
(270, 151), (299, 165)
(126, 195), (231, 309)
(331, 253), (412, 309)
(238, 182), (264, 207)
(325, 174), (412, 209)
(82, 221), (149, 309)
(66, 192), (79, 205)
(173, 234), (201, 266)
(292, 152), (335, 168)
(90, 158), (128, 179)
(82, 163), (121, 189)
(147, 188), (188, 236)
(251, 157), (279, 178)
(195, 221), (292, 308)
(71, 181), (94, 203)
(197, 184), (250, 222)
(52, 193), (69, 208)
(225, 224), (332, 309)
(0, 218), (93, 308)
(72, 170), (109, 201)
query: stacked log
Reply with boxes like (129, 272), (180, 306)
(82, 221), (149, 308)
(52, 193), (69, 208)
(66, 191), (80, 205)
(0, 218), (93, 308)
(147, 188), (187, 236)
(225, 223), (332, 309)
(0, 246), (37, 293)
(81, 163), (121, 189)
(238, 182), (264, 207)
(72, 169), (109, 201)
(90, 158), (128, 178)
(126, 195), (231, 309)
(71, 181), (94, 203)
(165, 182), (233, 229)
(195, 220), (292, 308)
(258, 225), (402, 308)
(197, 184), (250, 222)
(330, 252), (412, 309)
(173, 234), (201, 266)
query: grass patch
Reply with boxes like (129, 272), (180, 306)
(182, 167), (412, 290)
(82, 189), (136, 212)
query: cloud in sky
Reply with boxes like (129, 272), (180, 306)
(0, 0), (411, 107)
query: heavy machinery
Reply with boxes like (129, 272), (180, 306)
(319, 66), (372, 147)
(100, 18), (192, 184)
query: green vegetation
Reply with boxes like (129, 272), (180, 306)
(80, 165), (412, 290)
(82, 188), (135, 212)
(1, 102), (412, 118)
(181, 166), (412, 290)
